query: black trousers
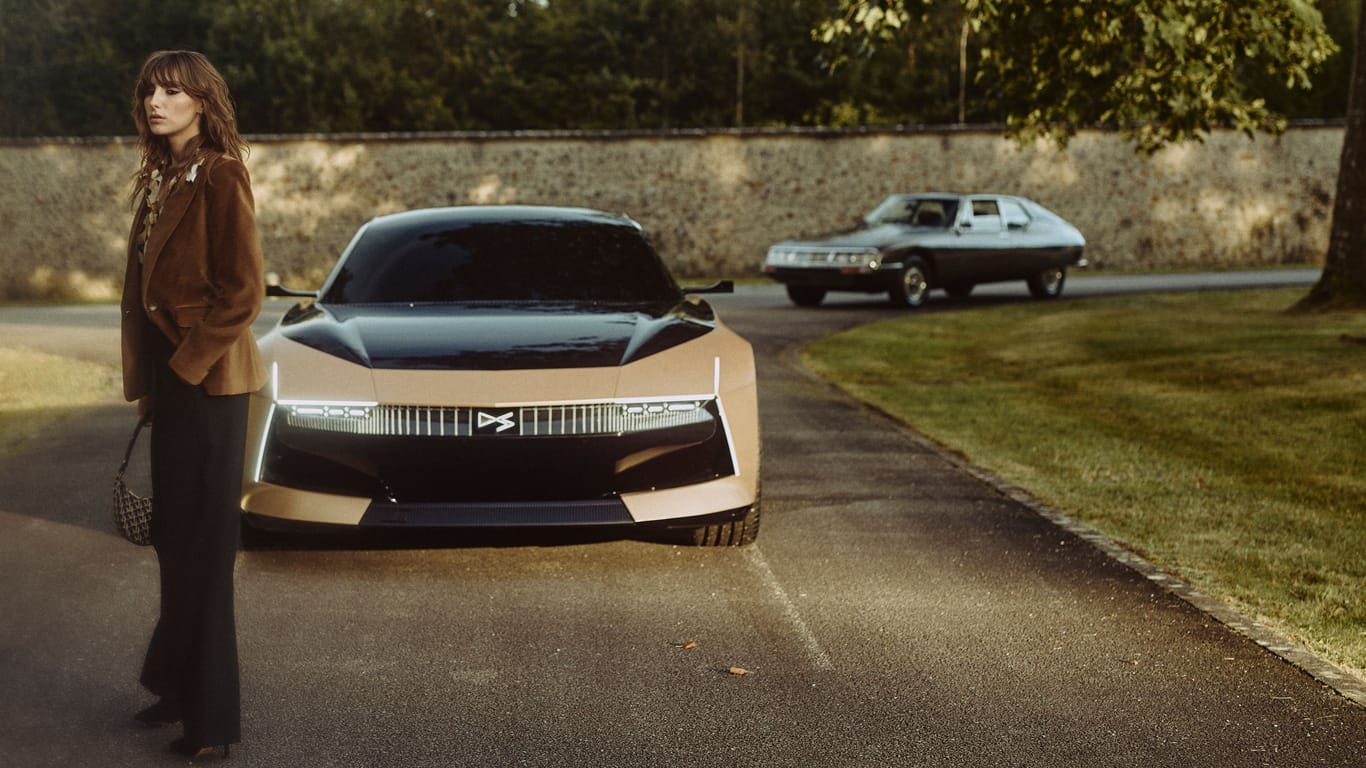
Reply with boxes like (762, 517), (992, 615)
(139, 325), (246, 747)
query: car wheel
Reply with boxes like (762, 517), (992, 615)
(786, 285), (827, 307)
(689, 501), (760, 546)
(1027, 267), (1066, 299)
(889, 258), (930, 307)
(945, 283), (974, 299)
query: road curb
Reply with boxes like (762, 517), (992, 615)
(784, 343), (1366, 710)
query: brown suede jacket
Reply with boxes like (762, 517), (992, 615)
(120, 151), (265, 400)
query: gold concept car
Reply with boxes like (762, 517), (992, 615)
(242, 206), (760, 545)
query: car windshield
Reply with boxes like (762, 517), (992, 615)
(865, 196), (959, 228)
(322, 219), (682, 305)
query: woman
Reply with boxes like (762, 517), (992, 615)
(120, 50), (264, 760)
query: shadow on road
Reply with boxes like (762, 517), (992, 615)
(241, 521), (678, 553)
(0, 403), (138, 541)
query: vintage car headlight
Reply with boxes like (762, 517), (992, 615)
(765, 246), (793, 266)
(766, 246), (879, 269)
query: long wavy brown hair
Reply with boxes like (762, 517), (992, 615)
(129, 50), (248, 205)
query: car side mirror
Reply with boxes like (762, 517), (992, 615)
(266, 285), (319, 298)
(265, 272), (319, 299)
(681, 280), (734, 295)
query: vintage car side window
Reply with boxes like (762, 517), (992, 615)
(910, 200), (950, 227)
(866, 196), (917, 225)
(968, 199), (1003, 233)
(867, 196), (959, 227)
(999, 199), (1031, 230)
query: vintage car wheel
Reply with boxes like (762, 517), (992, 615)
(786, 285), (827, 307)
(688, 501), (760, 546)
(1027, 267), (1067, 299)
(889, 258), (930, 307)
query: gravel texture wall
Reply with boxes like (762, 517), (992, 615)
(0, 126), (1341, 300)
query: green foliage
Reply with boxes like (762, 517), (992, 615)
(2, 0), (840, 134)
(0, 0), (763, 134)
(207, 0), (530, 133)
(0, 0), (1353, 137)
(1242, 0), (1358, 118)
(813, 0), (984, 125)
(976, 0), (1339, 152)
(819, 0), (1341, 152)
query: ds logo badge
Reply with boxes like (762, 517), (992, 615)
(476, 410), (517, 434)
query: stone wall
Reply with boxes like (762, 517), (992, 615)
(0, 125), (1342, 300)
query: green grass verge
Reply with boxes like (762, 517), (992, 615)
(0, 347), (122, 456)
(801, 288), (1366, 676)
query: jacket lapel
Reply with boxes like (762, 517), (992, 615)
(140, 157), (211, 294)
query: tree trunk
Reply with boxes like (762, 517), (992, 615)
(958, 19), (969, 124)
(1299, 0), (1366, 310)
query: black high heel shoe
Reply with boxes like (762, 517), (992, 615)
(169, 737), (231, 760)
(133, 699), (181, 726)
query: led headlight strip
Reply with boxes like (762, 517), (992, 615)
(276, 397), (714, 437)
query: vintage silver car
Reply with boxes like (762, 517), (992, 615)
(763, 193), (1087, 307)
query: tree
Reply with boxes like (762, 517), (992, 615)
(815, 0), (986, 125)
(208, 0), (519, 133)
(0, 0), (214, 136)
(1300, 1), (1366, 309)
(818, 0), (1364, 309)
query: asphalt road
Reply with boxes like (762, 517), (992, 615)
(2, 270), (1363, 768)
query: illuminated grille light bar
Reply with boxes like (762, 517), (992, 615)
(282, 400), (712, 437)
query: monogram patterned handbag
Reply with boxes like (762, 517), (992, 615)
(112, 420), (153, 546)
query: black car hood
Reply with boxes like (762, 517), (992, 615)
(275, 301), (717, 370)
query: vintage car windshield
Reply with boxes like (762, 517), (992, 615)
(865, 196), (959, 228)
(323, 220), (682, 305)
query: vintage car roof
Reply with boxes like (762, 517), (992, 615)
(888, 192), (1023, 200)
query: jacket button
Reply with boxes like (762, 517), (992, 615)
(147, 304), (159, 313)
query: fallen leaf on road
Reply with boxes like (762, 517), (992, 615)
(728, 666), (750, 676)
(672, 640), (698, 650)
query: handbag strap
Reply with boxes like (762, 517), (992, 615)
(117, 419), (148, 478)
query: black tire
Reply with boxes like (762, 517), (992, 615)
(889, 257), (930, 307)
(689, 501), (760, 546)
(1027, 267), (1066, 299)
(944, 283), (974, 299)
(239, 515), (267, 551)
(786, 285), (827, 307)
